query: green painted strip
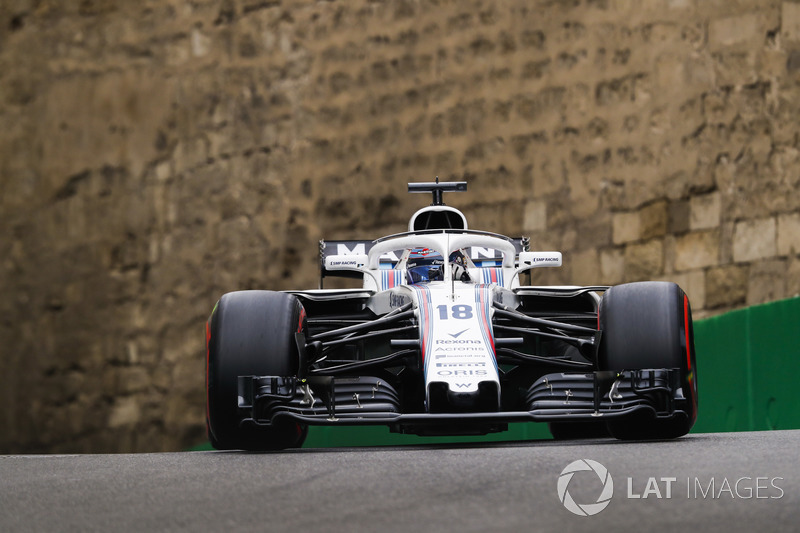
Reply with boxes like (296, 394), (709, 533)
(745, 309), (754, 431)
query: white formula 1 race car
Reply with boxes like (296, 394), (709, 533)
(205, 181), (697, 450)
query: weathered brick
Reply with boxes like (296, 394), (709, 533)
(640, 200), (668, 240)
(108, 397), (142, 429)
(612, 211), (640, 244)
(719, 221), (736, 265)
(567, 169), (601, 218)
(668, 199), (691, 234)
(191, 28), (211, 58)
(523, 200), (547, 232)
(624, 239), (664, 281)
(709, 14), (760, 50)
(787, 257), (800, 297)
(600, 247), (625, 285)
(111, 366), (151, 395)
(571, 248), (600, 286)
(733, 218), (777, 262)
(783, 1), (800, 42)
(690, 192), (721, 231)
(657, 270), (706, 310)
(562, 228), (577, 251)
(706, 265), (748, 309)
(674, 230), (720, 271)
(777, 213), (800, 256)
(747, 260), (787, 306)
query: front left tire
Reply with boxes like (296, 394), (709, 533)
(598, 281), (698, 440)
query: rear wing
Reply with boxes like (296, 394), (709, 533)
(319, 237), (530, 287)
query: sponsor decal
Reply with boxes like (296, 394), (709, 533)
(333, 242), (399, 262)
(449, 328), (469, 339)
(328, 240), (528, 266)
(434, 346), (485, 353)
(436, 339), (482, 345)
(409, 248), (436, 257)
(389, 293), (407, 307)
(336, 243), (366, 255)
(435, 362), (487, 368)
(470, 247), (500, 260)
(435, 351), (486, 359)
(436, 369), (488, 377)
(330, 259), (361, 267)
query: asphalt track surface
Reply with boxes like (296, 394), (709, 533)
(1, 430), (798, 533)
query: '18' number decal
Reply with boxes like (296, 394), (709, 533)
(437, 304), (473, 320)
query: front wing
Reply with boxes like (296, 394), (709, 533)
(237, 368), (690, 436)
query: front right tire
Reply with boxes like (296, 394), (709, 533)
(206, 290), (308, 451)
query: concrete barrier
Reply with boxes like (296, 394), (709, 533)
(693, 296), (800, 433)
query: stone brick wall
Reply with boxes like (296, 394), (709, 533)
(1, 0), (799, 452)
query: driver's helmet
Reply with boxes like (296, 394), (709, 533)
(449, 250), (467, 267)
(449, 249), (471, 282)
(406, 248), (445, 284)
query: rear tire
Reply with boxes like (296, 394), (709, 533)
(598, 282), (698, 440)
(206, 290), (308, 451)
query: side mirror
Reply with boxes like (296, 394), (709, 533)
(325, 254), (369, 271)
(518, 251), (562, 268)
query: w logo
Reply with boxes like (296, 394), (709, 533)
(557, 459), (614, 516)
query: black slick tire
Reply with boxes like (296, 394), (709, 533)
(206, 290), (308, 451)
(598, 281), (698, 440)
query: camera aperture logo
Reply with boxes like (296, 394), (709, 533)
(557, 459), (614, 517)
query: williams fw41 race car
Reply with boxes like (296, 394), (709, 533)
(205, 181), (698, 450)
